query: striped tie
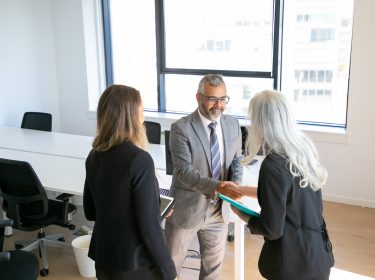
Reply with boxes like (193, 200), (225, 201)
(209, 122), (221, 180)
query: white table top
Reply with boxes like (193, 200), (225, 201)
(0, 126), (166, 170)
(0, 126), (168, 194)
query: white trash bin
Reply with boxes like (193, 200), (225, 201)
(72, 235), (96, 278)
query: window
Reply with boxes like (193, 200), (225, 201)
(103, 0), (354, 128)
(103, 0), (158, 110)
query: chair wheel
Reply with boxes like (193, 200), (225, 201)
(68, 224), (76, 230)
(40, 268), (49, 276)
(58, 237), (65, 242)
(15, 244), (23, 250)
(227, 235), (235, 242)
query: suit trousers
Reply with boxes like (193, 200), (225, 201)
(165, 202), (228, 280)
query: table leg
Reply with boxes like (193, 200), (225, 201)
(1, 196), (13, 236)
(234, 220), (245, 280)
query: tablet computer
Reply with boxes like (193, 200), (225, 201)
(218, 193), (260, 217)
(160, 194), (175, 219)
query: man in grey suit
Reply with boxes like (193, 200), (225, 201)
(165, 74), (243, 279)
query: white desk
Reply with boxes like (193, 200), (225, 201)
(0, 126), (261, 280)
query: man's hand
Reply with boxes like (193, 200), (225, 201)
(216, 181), (243, 200)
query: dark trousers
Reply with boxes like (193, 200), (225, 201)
(95, 264), (161, 280)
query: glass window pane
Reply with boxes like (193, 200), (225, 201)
(109, 0), (157, 110)
(281, 0), (354, 126)
(163, 0), (274, 71)
(164, 74), (273, 117)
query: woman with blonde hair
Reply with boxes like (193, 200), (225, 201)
(83, 85), (176, 280)
(233, 90), (334, 280)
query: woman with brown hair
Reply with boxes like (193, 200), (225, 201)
(83, 85), (177, 280)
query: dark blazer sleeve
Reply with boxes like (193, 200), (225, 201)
(83, 151), (96, 221)
(131, 151), (177, 280)
(248, 158), (289, 240)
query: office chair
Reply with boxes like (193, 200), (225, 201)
(144, 121), (161, 144)
(0, 219), (39, 280)
(240, 125), (248, 155)
(21, 112), (52, 132)
(0, 158), (77, 277)
(164, 130), (173, 175)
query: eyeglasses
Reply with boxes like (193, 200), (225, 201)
(200, 94), (230, 104)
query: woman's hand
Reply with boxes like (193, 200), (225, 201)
(238, 186), (257, 199)
(230, 205), (251, 224)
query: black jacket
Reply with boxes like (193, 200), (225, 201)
(83, 141), (176, 280)
(249, 154), (334, 280)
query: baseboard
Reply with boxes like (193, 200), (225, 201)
(323, 193), (375, 208)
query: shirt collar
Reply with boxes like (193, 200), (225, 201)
(197, 108), (221, 128)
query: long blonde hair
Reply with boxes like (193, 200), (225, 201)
(243, 90), (327, 191)
(93, 84), (148, 151)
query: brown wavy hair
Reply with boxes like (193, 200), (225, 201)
(93, 84), (148, 151)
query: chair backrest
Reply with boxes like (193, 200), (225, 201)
(0, 158), (48, 228)
(21, 112), (52, 132)
(241, 126), (248, 154)
(164, 130), (173, 175)
(0, 219), (40, 279)
(144, 121), (161, 144)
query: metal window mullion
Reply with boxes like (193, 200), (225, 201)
(155, 0), (166, 112)
(161, 68), (273, 79)
(101, 0), (113, 86)
(272, 0), (284, 90)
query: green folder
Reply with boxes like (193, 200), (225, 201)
(219, 193), (260, 217)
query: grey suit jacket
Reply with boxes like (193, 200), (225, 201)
(168, 109), (243, 229)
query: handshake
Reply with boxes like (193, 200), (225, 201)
(216, 181), (257, 200)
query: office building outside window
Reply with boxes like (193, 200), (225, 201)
(103, 0), (354, 128)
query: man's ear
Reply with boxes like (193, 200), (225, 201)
(196, 93), (201, 103)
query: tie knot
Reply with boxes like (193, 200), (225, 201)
(208, 122), (217, 131)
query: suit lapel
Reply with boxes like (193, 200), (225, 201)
(191, 110), (212, 169)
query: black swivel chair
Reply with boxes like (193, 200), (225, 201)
(21, 112), (52, 132)
(0, 219), (39, 280)
(144, 121), (161, 144)
(240, 125), (248, 155)
(0, 158), (76, 277)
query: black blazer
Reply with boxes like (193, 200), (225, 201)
(83, 142), (176, 280)
(248, 154), (334, 280)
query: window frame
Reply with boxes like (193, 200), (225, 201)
(101, 0), (351, 129)
(155, 0), (283, 112)
(102, 0), (284, 113)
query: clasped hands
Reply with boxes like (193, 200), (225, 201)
(216, 181), (258, 200)
(216, 181), (243, 200)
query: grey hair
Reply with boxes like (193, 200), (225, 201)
(243, 90), (327, 191)
(197, 74), (225, 94)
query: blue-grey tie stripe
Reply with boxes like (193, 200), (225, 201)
(209, 122), (221, 180)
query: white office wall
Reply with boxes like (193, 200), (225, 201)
(316, 0), (375, 207)
(0, 0), (60, 129)
(0, 0), (374, 207)
(49, 0), (97, 135)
